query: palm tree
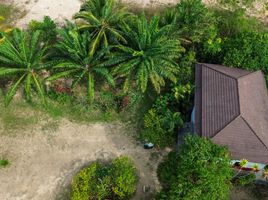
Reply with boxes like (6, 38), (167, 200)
(74, 0), (129, 57)
(0, 29), (48, 106)
(109, 15), (184, 93)
(47, 24), (114, 104)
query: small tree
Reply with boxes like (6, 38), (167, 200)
(157, 135), (233, 200)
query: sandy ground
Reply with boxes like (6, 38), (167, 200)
(0, 119), (167, 200)
(7, 0), (82, 27)
(6, 0), (266, 28)
(6, 0), (179, 27)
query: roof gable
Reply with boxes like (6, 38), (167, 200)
(203, 63), (252, 79)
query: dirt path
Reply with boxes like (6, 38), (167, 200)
(0, 120), (167, 200)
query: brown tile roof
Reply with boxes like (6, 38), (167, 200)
(195, 63), (268, 163)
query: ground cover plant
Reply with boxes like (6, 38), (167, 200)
(70, 156), (137, 200)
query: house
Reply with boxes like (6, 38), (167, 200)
(194, 63), (268, 164)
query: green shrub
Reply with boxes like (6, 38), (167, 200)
(157, 151), (179, 189)
(110, 157), (137, 199)
(175, 0), (217, 44)
(157, 135), (233, 200)
(71, 157), (137, 200)
(141, 95), (183, 148)
(28, 16), (57, 44)
(222, 31), (268, 81)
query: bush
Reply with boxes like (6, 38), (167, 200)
(175, 0), (217, 43)
(28, 16), (57, 44)
(157, 135), (233, 200)
(141, 95), (183, 148)
(71, 157), (137, 200)
(157, 151), (179, 189)
(222, 31), (268, 81)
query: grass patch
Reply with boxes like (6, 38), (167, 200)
(0, 158), (9, 168)
(0, 94), (41, 135)
(0, 90), (120, 135)
(36, 91), (121, 123)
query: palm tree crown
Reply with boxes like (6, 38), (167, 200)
(47, 24), (114, 104)
(0, 29), (48, 105)
(110, 15), (184, 93)
(74, 0), (128, 57)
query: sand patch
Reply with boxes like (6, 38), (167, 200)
(0, 119), (167, 200)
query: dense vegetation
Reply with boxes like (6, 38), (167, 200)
(0, 0), (268, 198)
(0, 0), (267, 144)
(71, 157), (137, 200)
(157, 135), (233, 200)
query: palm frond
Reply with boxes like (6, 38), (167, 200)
(5, 74), (26, 106)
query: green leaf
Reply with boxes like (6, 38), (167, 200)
(5, 74), (26, 106)
(32, 73), (46, 104)
(46, 69), (79, 81)
(87, 73), (95, 104)
(0, 67), (25, 76)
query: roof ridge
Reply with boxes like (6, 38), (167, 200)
(201, 63), (237, 80)
(240, 116), (268, 151)
(237, 70), (263, 79)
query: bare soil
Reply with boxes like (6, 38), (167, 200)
(0, 119), (168, 200)
(3, 0), (267, 27)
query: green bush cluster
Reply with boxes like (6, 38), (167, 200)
(71, 157), (137, 200)
(157, 135), (233, 200)
(222, 32), (268, 79)
(141, 95), (183, 148)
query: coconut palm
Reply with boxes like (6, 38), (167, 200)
(109, 15), (184, 93)
(74, 0), (128, 57)
(0, 29), (48, 106)
(47, 24), (114, 104)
